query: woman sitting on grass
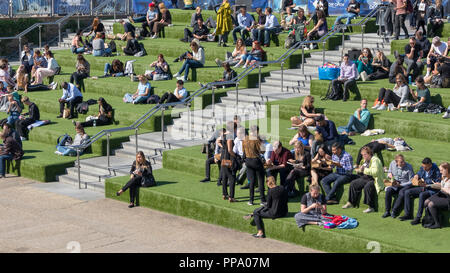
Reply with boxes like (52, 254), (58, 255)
(15, 64), (57, 93)
(356, 48), (374, 80)
(243, 176), (288, 238)
(116, 151), (155, 208)
(409, 76), (431, 111)
(289, 124), (313, 151)
(290, 95), (322, 127)
(123, 75), (152, 104)
(32, 51), (59, 85)
(71, 29), (87, 54)
(423, 162), (450, 229)
(373, 74), (414, 111)
(234, 41), (264, 69)
(55, 124), (89, 156)
(122, 32), (141, 56)
(215, 38), (247, 67)
(305, 10), (328, 50)
(92, 32), (112, 57)
(74, 97), (113, 128)
(70, 54), (90, 92)
(6, 94), (21, 126)
(147, 54), (172, 81)
(173, 41), (205, 82)
(294, 184), (328, 227)
(103, 59), (125, 77)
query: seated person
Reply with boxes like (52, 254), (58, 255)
(70, 54), (90, 92)
(266, 141), (293, 188)
(32, 51), (59, 85)
(425, 57), (450, 88)
(424, 162), (450, 229)
(215, 38), (247, 67)
(190, 6), (204, 27)
(92, 33), (112, 57)
(373, 74), (414, 111)
(286, 141), (311, 197)
(103, 59), (125, 77)
(55, 124), (89, 156)
(393, 157), (441, 224)
(307, 0), (329, 26)
(342, 146), (385, 213)
(409, 76), (431, 111)
(15, 64), (56, 93)
(122, 33), (141, 56)
(20, 44), (34, 74)
(425, 36), (448, 78)
(368, 50), (391, 81)
(200, 62), (237, 88)
(356, 48), (374, 78)
(260, 7), (281, 47)
(232, 7), (253, 44)
(6, 94), (21, 126)
(233, 40), (264, 69)
(118, 19), (136, 40)
(1, 121), (22, 148)
(139, 3), (159, 37)
(123, 75), (152, 104)
(404, 37), (424, 80)
(331, 54), (357, 101)
(151, 3), (172, 39)
(57, 82), (83, 119)
(428, 0), (445, 37)
(355, 140), (389, 169)
(0, 63), (16, 89)
(311, 114), (338, 157)
(173, 41), (205, 82)
(289, 124), (314, 151)
(338, 99), (370, 136)
(75, 97), (113, 128)
(382, 154), (415, 218)
(15, 96), (40, 141)
(181, 17), (209, 43)
(388, 55), (407, 84)
(147, 54), (171, 81)
(294, 184), (329, 228)
(333, 0), (360, 28)
(291, 8), (307, 42)
(0, 130), (24, 178)
(280, 7), (295, 30)
(310, 144), (332, 185)
(251, 8), (266, 43)
(30, 50), (47, 82)
(158, 80), (188, 104)
(305, 10), (328, 50)
(415, 30), (431, 57)
(71, 30), (86, 54)
(85, 17), (105, 46)
(291, 95), (322, 127)
(243, 176), (288, 238)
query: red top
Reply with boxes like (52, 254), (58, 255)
(270, 147), (293, 167)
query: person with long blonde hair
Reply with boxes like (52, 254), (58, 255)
(290, 95), (321, 127)
(423, 162), (450, 229)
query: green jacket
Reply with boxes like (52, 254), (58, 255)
(361, 155), (385, 193)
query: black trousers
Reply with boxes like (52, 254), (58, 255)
(253, 206), (274, 233)
(245, 157), (266, 203)
(159, 92), (180, 104)
(267, 167), (290, 188)
(348, 176), (377, 208)
(429, 20), (443, 37)
(394, 14), (408, 39)
(27, 84), (50, 92)
(123, 48), (139, 56)
(286, 168), (310, 193)
(142, 21), (156, 37)
(205, 156), (221, 181)
(331, 79), (357, 100)
(378, 88), (400, 107)
(221, 166), (235, 198)
(368, 69), (389, 80)
(427, 192), (450, 226)
(416, 18), (426, 35)
(122, 176), (142, 204)
(384, 185), (403, 212)
(70, 72), (89, 89)
(15, 118), (36, 138)
(183, 28), (194, 41)
(356, 142), (386, 167)
(60, 96), (83, 117)
(79, 116), (111, 128)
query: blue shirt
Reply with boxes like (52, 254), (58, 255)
(147, 9), (158, 20)
(61, 83), (83, 102)
(264, 14), (280, 29)
(417, 163), (441, 184)
(174, 87), (188, 102)
(237, 13), (254, 28)
(316, 120), (338, 142)
(138, 82), (151, 97)
(332, 151), (353, 175)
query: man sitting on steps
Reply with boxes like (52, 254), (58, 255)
(331, 54), (358, 102)
(57, 82), (83, 120)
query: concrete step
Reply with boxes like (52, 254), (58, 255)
(226, 89), (306, 101)
(263, 77), (311, 89)
(58, 175), (105, 193)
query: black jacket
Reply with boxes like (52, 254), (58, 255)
(24, 103), (40, 122)
(130, 160), (153, 178)
(265, 185), (288, 218)
(193, 23), (209, 37)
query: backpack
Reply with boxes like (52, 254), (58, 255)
(322, 81), (343, 101)
(57, 134), (73, 147)
(134, 43), (147, 57)
(146, 94), (161, 104)
(109, 40), (117, 53)
(284, 36), (295, 49)
(76, 102), (89, 114)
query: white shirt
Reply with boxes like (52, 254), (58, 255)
(193, 47), (205, 65)
(432, 42), (448, 56)
(264, 14), (280, 29)
(233, 137), (244, 157)
(47, 58), (60, 72)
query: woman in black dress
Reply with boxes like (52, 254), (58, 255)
(116, 151), (155, 208)
(244, 176), (288, 238)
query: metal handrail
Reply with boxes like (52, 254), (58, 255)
(66, 4), (385, 188)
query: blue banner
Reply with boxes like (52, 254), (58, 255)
(12, 0), (52, 15)
(0, 1), (9, 15)
(308, 0), (375, 16)
(55, 0), (90, 14)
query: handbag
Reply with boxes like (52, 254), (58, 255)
(221, 159), (232, 168)
(63, 108), (71, 119)
(141, 173), (156, 187)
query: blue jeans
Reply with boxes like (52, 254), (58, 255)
(0, 154), (13, 176)
(321, 173), (353, 201)
(334, 13), (357, 26)
(243, 54), (261, 62)
(232, 26), (250, 42)
(72, 46), (85, 54)
(93, 48), (112, 57)
(178, 59), (204, 81)
(133, 95), (149, 104)
(104, 63), (124, 77)
(7, 111), (20, 125)
(132, 16), (147, 23)
(338, 115), (367, 134)
(263, 27), (280, 46)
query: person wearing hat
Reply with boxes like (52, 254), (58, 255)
(311, 114), (338, 158)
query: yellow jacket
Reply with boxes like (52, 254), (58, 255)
(215, 2), (233, 35)
(361, 155), (386, 193)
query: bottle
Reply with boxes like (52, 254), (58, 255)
(93, 119), (96, 127)
(408, 75), (412, 85)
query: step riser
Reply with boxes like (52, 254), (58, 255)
(58, 177), (105, 193)
(264, 78), (311, 88)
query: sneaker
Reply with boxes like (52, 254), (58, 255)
(173, 72), (180, 78)
(215, 58), (223, 67)
(310, 44), (314, 50)
(363, 207), (375, 213)
(176, 76), (185, 81)
(372, 103), (381, 109)
(260, 202), (267, 206)
(173, 58), (179, 63)
(388, 104), (396, 111)
(233, 63), (241, 68)
(377, 104), (387, 111)
(360, 71), (368, 81)
(327, 199), (339, 205)
(242, 65), (247, 69)
(413, 108), (419, 113)
(443, 112), (450, 119)
(54, 151), (63, 155)
(342, 202), (354, 209)
(247, 201), (254, 206)
(151, 35), (158, 39)
(51, 82), (58, 90)
(20, 136), (27, 141)
(198, 82), (205, 88)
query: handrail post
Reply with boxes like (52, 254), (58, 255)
(39, 25), (42, 49)
(280, 61), (284, 93)
(361, 24), (365, 49)
(90, 0), (94, 16)
(341, 26), (345, 60)
(301, 45), (305, 75)
(211, 86), (215, 117)
(161, 108), (165, 142)
(322, 41), (326, 65)
(9, 0), (12, 18)
(114, 0), (117, 22)
(258, 65), (262, 97)
(235, 82), (239, 113)
(58, 23), (61, 44)
(18, 37), (22, 60)
(188, 104), (191, 138)
(135, 128), (138, 154)
(378, 8), (382, 37)
(77, 15), (80, 30)
(107, 133), (111, 168)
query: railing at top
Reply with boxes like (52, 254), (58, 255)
(65, 4), (386, 189)
(0, 0), (118, 58)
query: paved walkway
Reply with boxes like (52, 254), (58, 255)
(0, 175), (321, 253)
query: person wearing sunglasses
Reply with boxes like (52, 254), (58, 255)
(404, 37), (424, 81)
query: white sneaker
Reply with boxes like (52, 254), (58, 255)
(233, 63), (241, 68)
(363, 207), (375, 213)
(151, 35), (158, 39)
(372, 103), (381, 109)
(242, 65), (247, 69)
(360, 71), (368, 81)
(310, 44), (314, 50)
(342, 202), (354, 209)
(20, 137), (27, 141)
(51, 82), (58, 90)
(176, 76), (185, 81)
(377, 104), (387, 111)
(413, 108), (419, 113)
(443, 112), (449, 119)
(173, 72), (180, 78)
(388, 104), (396, 111)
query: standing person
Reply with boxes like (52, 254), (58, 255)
(404, 37), (424, 80)
(286, 141), (311, 197)
(123, 75), (152, 104)
(116, 151), (155, 208)
(220, 121), (237, 202)
(399, 158), (441, 224)
(333, 0), (360, 28)
(394, 0), (409, 40)
(320, 143), (353, 204)
(15, 97), (39, 141)
(57, 82), (83, 119)
(0, 131), (24, 178)
(382, 154), (415, 218)
(368, 50), (391, 80)
(70, 54), (90, 92)
(311, 114), (338, 157)
(232, 7), (253, 44)
(173, 41), (205, 82)
(294, 184), (328, 227)
(342, 146), (385, 213)
(423, 162), (450, 229)
(158, 80), (188, 104)
(384, 0), (396, 37)
(251, 8), (266, 43)
(415, 0), (429, 35)
(200, 128), (225, 184)
(261, 7), (281, 47)
(331, 54), (357, 101)
(266, 141), (293, 188)
(76, 97), (113, 128)
(242, 126), (266, 206)
(243, 176), (288, 238)
(338, 99), (371, 136)
(152, 3), (172, 39)
(215, 0), (233, 47)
